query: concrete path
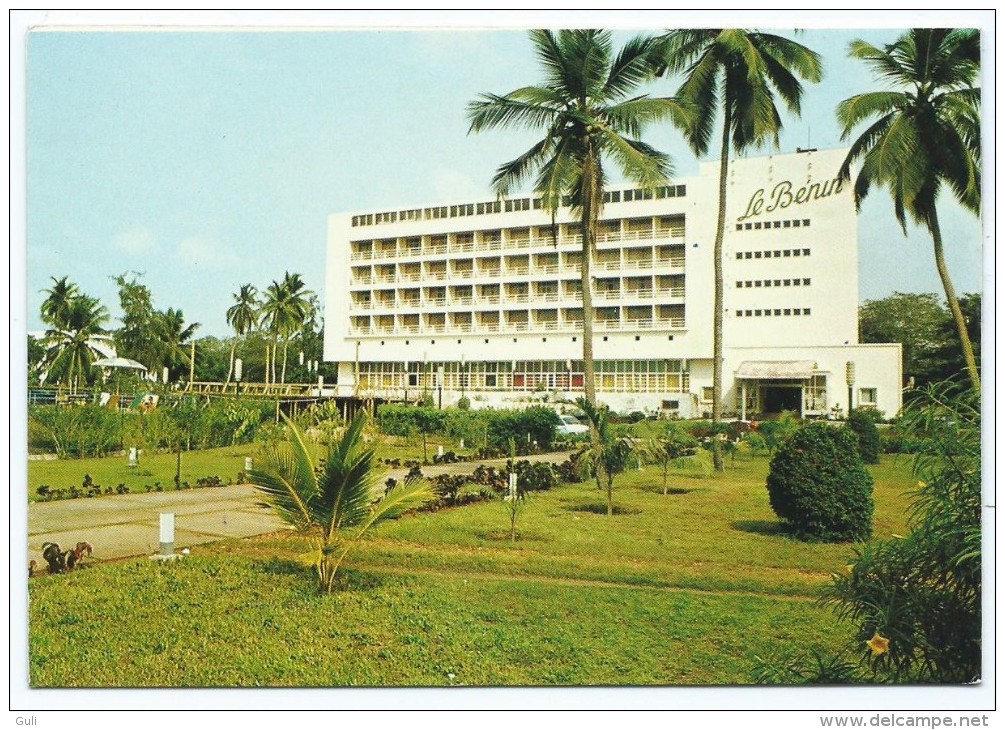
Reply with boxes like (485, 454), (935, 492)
(27, 451), (575, 565)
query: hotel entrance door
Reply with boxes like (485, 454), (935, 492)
(762, 385), (802, 415)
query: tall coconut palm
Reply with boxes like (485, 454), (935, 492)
(837, 28), (981, 391)
(249, 411), (433, 593)
(152, 308), (200, 381)
(40, 276), (79, 327)
(42, 294), (111, 392)
(224, 284), (260, 388)
(468, 29), (691, 410)
(651, 29), (822, 469)
(262, 272), (314, 384)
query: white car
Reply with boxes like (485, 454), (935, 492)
(556, 414), (590, 436)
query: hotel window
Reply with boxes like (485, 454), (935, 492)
(859, 388), (878, 406)
(701, 386), (714, 402)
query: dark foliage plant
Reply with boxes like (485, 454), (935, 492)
(828, 382), (981, 683)
(847, 408), (882, 464)
(766, 423), (874, 542)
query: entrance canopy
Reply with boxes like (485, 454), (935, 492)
(735, 360), (819, 380)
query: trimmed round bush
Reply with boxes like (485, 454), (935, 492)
(847, 409), (882, 464)
(766, 423), (874, 542)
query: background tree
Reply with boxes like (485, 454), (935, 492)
(837, 28), (981, 390)
(859, 292), (947, 386)
(927, 292), (981, 385)
(152, 308), (199, 382)
(224, 283), (260, 387)
(40, 276), (79, 328)
(285, 293), (324, 384)
(41, 293), (111, 392)
(191, 336), (230, 383)
(468, 29), (690, 411)
(27, 335), (46, 385)
(261, 272), (314, 384)
(111, 272), (159, 369)
(652, 29), (822, 470)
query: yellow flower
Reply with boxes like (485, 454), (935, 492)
(866, 632), (890, 656)
(917, 481), (926, 489)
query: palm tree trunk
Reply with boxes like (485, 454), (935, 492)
(224, 342), (236, 389)
(581, 145), (599, 416)
(272, 339), (279, 384)
(281, 339), (289, 384)
(711, 107), (731, 472)
(931, 210), (980, 390)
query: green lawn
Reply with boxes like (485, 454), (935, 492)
(27, 454), (918, 687)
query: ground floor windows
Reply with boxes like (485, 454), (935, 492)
(354, 359), (689, 394)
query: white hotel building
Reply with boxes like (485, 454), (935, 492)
(323, 147), (902, 419)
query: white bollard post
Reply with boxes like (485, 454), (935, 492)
(438, 445), (444, 458)
(244, 457), (253, 472)
(159, 513), (175, 555)
(128, 447), (138, 467)
(508, 472), (518, 501)
(459, 439), (464, 449)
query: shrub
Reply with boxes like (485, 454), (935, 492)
(515, 461), (557, 492)
(485, 407), (561, 451)
(457, 395), (471, 410)
(29, 405), (122, 458)
(847, 408), (882, 464)
(766, 423), (874, 542)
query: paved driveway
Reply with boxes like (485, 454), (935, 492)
(27, 451), (574, 565)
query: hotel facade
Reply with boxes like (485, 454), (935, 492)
(323, 147), (902, 419)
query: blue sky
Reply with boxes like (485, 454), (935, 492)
(22, 13), (988, 339)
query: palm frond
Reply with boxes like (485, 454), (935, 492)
(250, 438), (316, 531)
(599, 131), (673, 189)
(673, 48), (722, 155)
(352, 474), (435, 538)
(837, 91), (906, 135)
(492, 137), (554, 197)
(650, 29), (719, 75)
(602, 34), (657, 100)
(466, 91), (557, 134)
(530, 29), (574, 93)
(604, 96), (693, 137)
(848, 39), (910, 85)
(754, 32), (823, 85)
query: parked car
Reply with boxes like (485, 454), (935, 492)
(556, 414), (589, 436)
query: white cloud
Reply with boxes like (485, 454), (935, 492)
(177, 236), (239, 269)
(113, 226), (156, 254)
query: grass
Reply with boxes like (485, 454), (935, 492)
(27, 453), (918, 687)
